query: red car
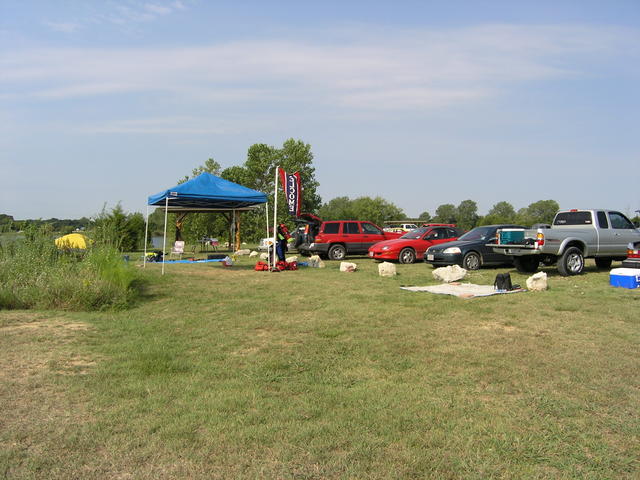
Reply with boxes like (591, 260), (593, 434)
(300, 220), (404, 260)
(368, 224), (464, 264)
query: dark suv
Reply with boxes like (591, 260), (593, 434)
(299, 220), (402, 260)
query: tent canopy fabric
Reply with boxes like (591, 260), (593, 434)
(148, 173), (267, 210)
(55, 233), (91, 250)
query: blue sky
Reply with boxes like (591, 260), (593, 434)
(1, 0), (639, 220)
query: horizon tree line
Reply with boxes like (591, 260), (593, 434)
(3, 139), (639, 248)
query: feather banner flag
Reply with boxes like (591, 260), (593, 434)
(278, 168), (302, 217)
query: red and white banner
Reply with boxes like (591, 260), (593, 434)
(278, 168), (302, 217)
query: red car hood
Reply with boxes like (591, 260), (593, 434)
(370, 238), (409, 251)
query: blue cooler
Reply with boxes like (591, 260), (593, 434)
(499, 229), (524, 244)
(609, 268), (640, 289)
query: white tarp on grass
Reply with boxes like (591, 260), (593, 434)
(401, 283), (526, 299)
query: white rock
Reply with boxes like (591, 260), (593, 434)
(249, 251), (258, 257)
(340, 262), (357, 272)
(259, 252), (269, 261)
(526, 271), (548, 291)
(378, 262), (397, 277)
(432, 265), (467, 283)
(235, 249), (251, 256)
(286, 256), (298, 263)
(308, 255), (325, 268)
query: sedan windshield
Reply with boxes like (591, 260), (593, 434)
(457, 226), (494, 242)
(400, 227), (428, 239)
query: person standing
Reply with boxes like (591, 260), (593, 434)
(276, 223), (290, 262)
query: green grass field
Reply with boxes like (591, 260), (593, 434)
(1, 255), (638, 479)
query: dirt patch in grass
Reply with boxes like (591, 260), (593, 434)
(478, 321), (518, 332)
(0, 313), (98, 477)
(1, 317), (95, 378)
(2, 319), (90, 333)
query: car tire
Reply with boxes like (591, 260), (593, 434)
(595, 257), (612, 269)
(399, 248), (416, 264)
(558, 246), (584, 276)
(328, 244), (346, 261)
(462, 251), (481, 270)
(514, 256), (539, 273)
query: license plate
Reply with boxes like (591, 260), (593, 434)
(427, 254), (434, 261)
(369, 251), (374, 257)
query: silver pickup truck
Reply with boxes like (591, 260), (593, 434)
(491, 209), (640, 276)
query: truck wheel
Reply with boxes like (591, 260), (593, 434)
(514, 256), (539, 273)
(462, 252), (481, 270)
(558, 247), (584, 276)
(595, 257), (612, 269)
(328, 244), (346, 261)
(399, 248), (416, 264)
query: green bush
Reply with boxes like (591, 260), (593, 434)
(90, 203), (145, 251)
(0, 227), (145, 311)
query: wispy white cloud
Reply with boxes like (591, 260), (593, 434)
(1, 24), (638, 113)
(109, 0), (187, 24)
(144, 4), (172, 16)
(43, 1), (189, 32)
(339, 87), (490, 109)
(43, 21), (82, 33)
(77, 116), (236, 135)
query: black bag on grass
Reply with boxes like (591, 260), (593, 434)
(494, 273), (513, 291)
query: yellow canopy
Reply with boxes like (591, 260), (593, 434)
(54, 233), (92, 250)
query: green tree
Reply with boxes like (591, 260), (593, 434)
(179, 158), (222, 184)
(318, 196), (404, 226)
(178, 158), (225, 243)
(0, 214), (14, 233)
(240, 139), (322, 214)
(516, 200), (559, 226)
(173, 139), (322, 245)
(418, 211), (432, 222)
(480, 201), (516, 225)
(318, 197), (356, 220)
(147, 208), (167, 236)
(91, 203), (145, 251)
(456, 199), (479, 230)
(527, 199), (560, 224)
(490, 201), (516, 222)
(351, 197), (405, 227)
(515, 207), (532, 227)
(226, 139), (322, 243)
(433, 204), (457, 224)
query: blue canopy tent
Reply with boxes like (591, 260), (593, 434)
(145, 173), (268, 273)
(148, 172), (267, 210)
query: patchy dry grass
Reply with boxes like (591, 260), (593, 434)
(0, 313), (98, 478)
(1, 257), (639, 478)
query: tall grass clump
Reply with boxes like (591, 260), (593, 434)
(0, 227), (145, 311)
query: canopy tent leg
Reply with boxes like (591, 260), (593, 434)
(231, 210), (236, 252)
(235, 211), (241, 251)
(272, 167), (278, 269)
(265, 203), (270, 269)
(143, 204), (149, 268)
(162, 197), (168, 275)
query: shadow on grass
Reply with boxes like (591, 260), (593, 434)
(506, 264), (615, 279)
